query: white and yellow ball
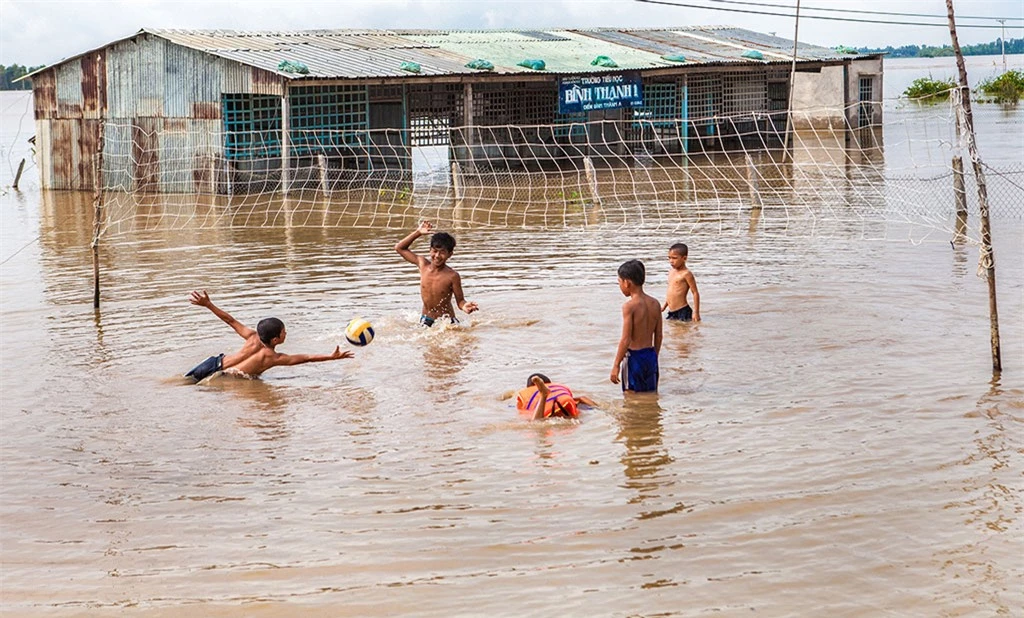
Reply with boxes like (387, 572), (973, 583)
(345, 318), (375, 346)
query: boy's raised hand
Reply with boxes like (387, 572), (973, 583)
(190, 290), (212, 307)
(330, 346), (355, 360)
(417, 221), (433, 235)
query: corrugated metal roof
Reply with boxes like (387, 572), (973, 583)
(26, 26), (879, 82)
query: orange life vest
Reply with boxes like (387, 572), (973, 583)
(515, 383), (579, 419)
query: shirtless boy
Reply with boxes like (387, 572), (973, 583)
(184, 290), (352, 382)
(662, 243), (700, 322)
(610, 259), (663, 393)
(395, 221), (478, 326)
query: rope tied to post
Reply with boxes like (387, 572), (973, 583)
(977, 242), (994, 279)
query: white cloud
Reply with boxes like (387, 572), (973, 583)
(1, 0), (1020, 66)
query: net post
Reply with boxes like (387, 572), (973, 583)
(318, 154), (330, 197)
(451, 161), (465, 224)
(280, 89), (290, 194)
(584, 156), (602, 207)
(952, 155), (967, 241)
(946, 0), (1001, 373)
(745, 153), (763, 209)
(91, 121), (106, 310)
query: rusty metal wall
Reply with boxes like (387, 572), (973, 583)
(55, 61), (83, 118)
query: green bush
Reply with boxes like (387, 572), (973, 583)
(976, 69), (1024, 104)
(903, 76), (957, 101)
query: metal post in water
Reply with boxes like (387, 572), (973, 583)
(947, 0), (1001, 373)
(91, 122), (106, 310)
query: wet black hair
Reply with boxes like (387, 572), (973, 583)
(257, 317), (284, 345)
(527, 372), (551, 387)
(430, 232), (456, 253)
(617, 259), (646, 286)
(669, 242), (688, 257)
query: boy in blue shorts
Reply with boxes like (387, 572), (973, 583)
(610, 260), (662, 393)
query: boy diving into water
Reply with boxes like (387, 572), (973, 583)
(184, 290), (353, 382)
(395, 221), (478, 326)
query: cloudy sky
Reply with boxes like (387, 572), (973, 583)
(1, 0), (1021, 66)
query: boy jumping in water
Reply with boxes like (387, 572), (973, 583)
(611, 260), (663, 393)
(395, 221), (478, 326)
(184, 290), (353, 382)
(662, 242), (700, 322)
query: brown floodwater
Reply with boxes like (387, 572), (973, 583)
(1, 56), (1022, 616)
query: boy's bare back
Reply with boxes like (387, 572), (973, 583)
(623, 291), (662, 350)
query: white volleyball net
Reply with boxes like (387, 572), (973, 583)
(19, 97), (1024, 244)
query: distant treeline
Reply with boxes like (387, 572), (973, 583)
(858, 38), (1023, 58)
(1, 64), (46, 90)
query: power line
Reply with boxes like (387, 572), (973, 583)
(636, 0), (1019, 29)
(702, 0), (1023, 22)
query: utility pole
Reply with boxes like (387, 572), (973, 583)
(997, 19), (1006, 73)
(946, 0), (1002, 373)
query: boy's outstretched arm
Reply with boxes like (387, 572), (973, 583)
(686, 272), (701, 322)
(395, 221), (432, 266)
(610, 305), (632, 384)
(452, 272), (478, 314)
(190, 290), (256, 339)
(272, 346), (354, 367)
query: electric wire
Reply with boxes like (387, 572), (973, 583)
(636, 0), (1018, 29)
(701, 0), (1023, 22)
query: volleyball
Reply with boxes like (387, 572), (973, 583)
(345, 318), (375, 346)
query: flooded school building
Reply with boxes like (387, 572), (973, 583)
(25, 27), (883, 192)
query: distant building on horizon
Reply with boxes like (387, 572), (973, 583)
(23, 27), (883, 191)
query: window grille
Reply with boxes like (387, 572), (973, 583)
(858, 76), (874, 128)
(687, 75), (722, 124)
(408, 84), (464, 145)
(289, 85), (368, 156)
(767, 80), (788, 111)
(633, 81), (678, 129)
(222, 94), (282, 160)
(722, 71), (767, 115)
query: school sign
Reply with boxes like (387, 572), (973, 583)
(558, 72), (644, 114)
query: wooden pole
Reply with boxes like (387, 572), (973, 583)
(951, 155), (967, 240)
(91, 121), (106, 310)
(783, 0), (801, 163)
(451, 160), (466, 224)
(745, 153), (764, 208)
(12, 158), (26, 189)
(318, 154), (330, 196)
(946, 0), (1001, 373)
(584, 156), (602, 207)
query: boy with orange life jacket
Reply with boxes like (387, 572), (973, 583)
(516, 373), (596, 421)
